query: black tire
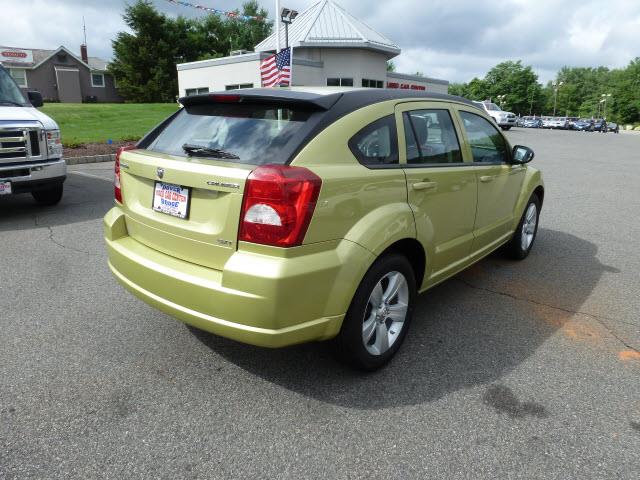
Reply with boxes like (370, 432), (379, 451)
(501, 126), (511, 131)
(32, 184), (63, 206)
(504, 193), (540, 260)
(333, 253), (417, 371)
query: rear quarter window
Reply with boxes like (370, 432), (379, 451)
(146, 103), (314, 165)
(348, 115), (399, 168)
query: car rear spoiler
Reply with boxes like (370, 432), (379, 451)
(179, 89), (343, 111)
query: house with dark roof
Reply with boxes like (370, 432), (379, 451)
(0, 44), (121, 103)
(177, 0), (448, 96)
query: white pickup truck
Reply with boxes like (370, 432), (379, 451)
(0, 64), (65, 204)
(472, 101), (517, 131)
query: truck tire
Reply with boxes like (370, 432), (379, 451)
(501, 126), (511, 131)
(32, 184), (63, 206)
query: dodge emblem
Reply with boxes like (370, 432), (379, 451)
(156, 167), (164, 179)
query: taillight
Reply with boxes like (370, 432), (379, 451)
(239, 165), (322, 248)
(114, 145), (135, 203)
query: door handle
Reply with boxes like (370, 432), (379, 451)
(479, 175), (494, 183)
(413, 181), (437, 191)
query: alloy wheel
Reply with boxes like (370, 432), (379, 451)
(521, 203), (538, 251)
(361, 271), (409, 356)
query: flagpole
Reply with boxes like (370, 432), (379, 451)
(275, 0), (281, 53)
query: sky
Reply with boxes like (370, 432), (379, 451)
(2, 0), (639, 84)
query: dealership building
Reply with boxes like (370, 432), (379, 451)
(177, 0), (448, 96)
(0, 45), (121, 103)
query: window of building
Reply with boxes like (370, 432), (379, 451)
(459, 111), (508, 164)
(91, 73), (105, 87)
(185, 87), (210, 96)
(9, 68), (27, 88)
(348, 115), (398, 167)
(362, 79), (384, 88)
(327, 78), (354, 87)
(56, 53), (68, 63)
(403, 110), (463, 164)
(225, 84), (253, 90)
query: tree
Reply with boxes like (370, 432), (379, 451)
(386, 61), (395, 72)
(109, 1), (271, 102)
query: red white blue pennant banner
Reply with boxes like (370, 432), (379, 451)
(164, 0), (266, 21)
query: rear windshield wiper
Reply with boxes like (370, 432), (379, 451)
(182, 143), (239, 160)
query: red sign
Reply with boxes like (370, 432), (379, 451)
(2, 51), (27, 59)
(387, 82), (426, 91)
(0, 49), (33, 63)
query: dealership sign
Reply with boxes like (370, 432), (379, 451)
(0, 48), (34, 64)
(387, 82), (426, 91)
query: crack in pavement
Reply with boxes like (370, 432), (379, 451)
(457, 277), (640, 353)
(33, 215), (99, 257)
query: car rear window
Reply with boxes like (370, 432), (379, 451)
(146, 103), (314, 165)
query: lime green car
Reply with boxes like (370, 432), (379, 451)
(104, 87), (544, 370)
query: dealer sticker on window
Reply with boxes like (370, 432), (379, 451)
(152, 182), (190, 219)
(0, 181), (12, 195)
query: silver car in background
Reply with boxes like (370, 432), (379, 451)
(472, 101), (517, 130)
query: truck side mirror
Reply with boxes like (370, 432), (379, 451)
(27, 91), (43, 108)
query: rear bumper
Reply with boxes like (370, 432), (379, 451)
(104, 207), (374, 348)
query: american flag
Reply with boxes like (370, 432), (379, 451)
(260, 47), (292, 87)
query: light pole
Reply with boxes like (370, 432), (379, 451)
(280, 8), (298, 49)
(496, 94), (506, 108)
(600, 93), (612, 119)
(552, 81), (563, 116)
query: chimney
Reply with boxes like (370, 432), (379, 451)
(80, 44), (88, 64)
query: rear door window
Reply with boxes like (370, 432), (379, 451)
(403, 109), (463, 164)
(146, 103), (313, 165)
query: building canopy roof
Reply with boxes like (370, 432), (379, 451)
(254, 0), (401, 58)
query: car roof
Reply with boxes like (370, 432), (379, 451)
(172, 87), (485, 165)
(180, 87), (478, 111)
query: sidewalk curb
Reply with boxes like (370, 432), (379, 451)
(65, 154), (115, 165)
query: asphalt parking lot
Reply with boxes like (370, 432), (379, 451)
(1, 129), (639, 479)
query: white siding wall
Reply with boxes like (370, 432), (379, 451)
(178, 59), (262, 95)
(319, 49), (388, 87)
(177, 49), (449, 94)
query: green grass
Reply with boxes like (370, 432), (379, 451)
(40, 103), (179, 145)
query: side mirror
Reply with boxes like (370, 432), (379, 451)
(27, 91), (43, 108)
(512, 145), (534, 164)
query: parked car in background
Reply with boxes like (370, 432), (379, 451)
(541, 116), (554, 128)
(592, 119), (607, 132)
(607, 122), (619, 133)
(0, 64), (65, 204)
(548, 117), (569, 129)
(104, 88), (544, 370)
(572, 119), (593, 131)
(522, 117), (543, 128)
(472, 101), (517, 130)
(566, 117), (579, 129)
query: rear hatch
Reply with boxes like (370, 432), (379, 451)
(117, 91), (338, 270)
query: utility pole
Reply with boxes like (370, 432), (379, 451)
(552, 81), (563, 116)
(601, 93), (612, 119)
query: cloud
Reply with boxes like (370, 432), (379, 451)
(1, 0), (639, 84)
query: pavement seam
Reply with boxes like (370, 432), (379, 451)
(33, 215), (99, 257)
(457, 277), (640, 353)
